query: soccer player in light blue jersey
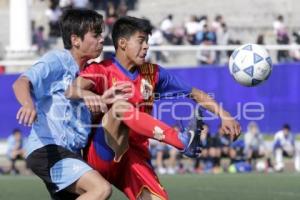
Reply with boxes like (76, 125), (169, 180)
(12, 9), (114, 200)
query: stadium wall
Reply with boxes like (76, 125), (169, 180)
(0, 62), (299, 138)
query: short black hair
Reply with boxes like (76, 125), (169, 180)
(60, 9), (104, 49)
(283, 124), (290, 131)
(12, 128), (21, 135)
(112, 16), (152, 49)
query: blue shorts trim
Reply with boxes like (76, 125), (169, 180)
(50, 158), (92, 192)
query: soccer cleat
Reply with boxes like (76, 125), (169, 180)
(179, 108), (204, 158)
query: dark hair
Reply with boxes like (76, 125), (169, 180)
(12, 128), (21, 135)
(60, 9), (104, 49)
(256, 34), (264, 45)
(283, 124), (290, 130)
(215, 14), (222, 21)
(167, 14), (173, 20)
(111, 16), (152, 49)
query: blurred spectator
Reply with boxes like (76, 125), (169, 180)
(45, 1), (62, 45)
(6, 129), (26, 175)
(216, 130), (253, 173)
(256, 34), (265, 45)
(207, 125), (230, 172)
(160, 14), (174, 44)
(229, 139), (245, 165)
(213, 125), (231, 158)
(211, 15), (224, 64)
(148, 27), (166, 63)
(273, 124), (295, 171)
(195, 23), (217, 45)
(172, 25), (185, 45)
(194, 124), (213, 173)
(150, 140), (179, 175)
(32, 26), (49, 55)
(209, 125), (232, 172)
(105, 12), (118, 37)
(290, 31), (300, 61)
(273, 15), (290, 62)
(273, 15), (286, 37)
(117, 0), (128, 17)
(196, 43), (215, 65)
(195, 23), (217, 65)
(185, 15), (202, 45)
(105, 1), (117, 17)
(102, 1), (118, 52)
(217, 23), (230, 64)
(244, 122), (267, 165)
(211, 15), (223, 32)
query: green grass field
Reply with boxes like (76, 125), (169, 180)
(1, 173), (300, 200)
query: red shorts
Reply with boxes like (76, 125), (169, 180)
(84, 128), (168, 200)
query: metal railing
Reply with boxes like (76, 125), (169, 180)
(0, 44), (299, 68)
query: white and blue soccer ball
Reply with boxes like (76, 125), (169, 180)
(229, 43), (272, 86)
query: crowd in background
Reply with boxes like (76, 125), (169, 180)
(148, 13), (300, 65)
(150, 121), (300, 175)
(1, 121), (299, 175)
(28, 0), (300, 65)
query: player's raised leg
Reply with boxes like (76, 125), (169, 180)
(102, 100), (202, 158)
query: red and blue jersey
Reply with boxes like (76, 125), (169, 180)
(80, 57), (192, 158)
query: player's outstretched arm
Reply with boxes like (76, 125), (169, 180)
(190, 88), (241, 141)
(12, 76), (36, 126)
(65, 77), (132, 113)
(65, 76), (109, 113)
(65, 77), (96, 100)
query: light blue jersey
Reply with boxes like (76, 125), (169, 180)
(6, 135), (26, 158)
(23, 50), (91, 156)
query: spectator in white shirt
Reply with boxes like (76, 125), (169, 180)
(273, 124), (295, 171)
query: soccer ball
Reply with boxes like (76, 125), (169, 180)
(256, 160), (267, 172)
(229, 44), (272, 86)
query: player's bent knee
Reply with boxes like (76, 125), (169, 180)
(93, 181), (112, 199)
(74, 170), (112, 199)
(89, 171), (112, 199)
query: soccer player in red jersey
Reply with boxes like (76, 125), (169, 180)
(66, 16), (240, 200)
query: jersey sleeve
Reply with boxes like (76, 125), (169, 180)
(22, 61), (65, 99)
(79, 63), (108, 94)
(155, 66), (193, 99)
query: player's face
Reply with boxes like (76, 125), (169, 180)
(79, 31), (104, 59)
(125, 31), (149, 66)
(283, 128), (289, 135)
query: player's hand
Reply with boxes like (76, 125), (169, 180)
(101, 82), (133, 105)
(220, 111), (241, 141)
(83, 92), (108, 113)
(16, 101), (37, 126)
(83, 82), (132, 114)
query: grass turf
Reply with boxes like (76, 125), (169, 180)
(0, 173), (300, 200)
